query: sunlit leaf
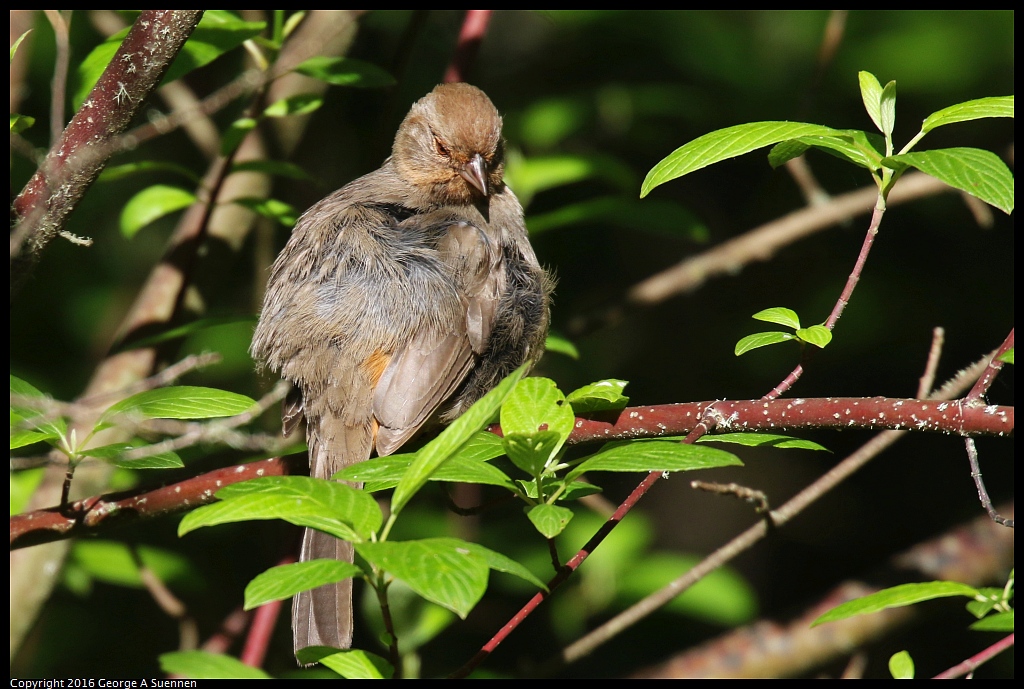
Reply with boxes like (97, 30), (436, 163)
(120, 185), (196, 238)
(882, 148), (1013, 214)
(889, 650), (914, 679)
(244, 560), (364, 609)
(641, 122), (841, 197)
(921, 96), (1013, 134)
(526, 503), (574, 539)
(101, 386), (255, 422)
(796, 325), (832, 349)
(159, 650), (270, 680)
(812, 581), (980, 626)
(752, 307), (800, 329)
(859, 71), (885, 133)
(734, 331), (795, 356)
(297, 647), (393, 679)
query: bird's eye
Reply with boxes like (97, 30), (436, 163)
(433, 137), (451, 159)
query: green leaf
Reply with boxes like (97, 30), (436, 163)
(618, 552), (757, 625)
(114, 315), (256, 352)
(752, 307), (800, 329)
(292, 56), (395, 87)
(880, 80), (897, 139)
(10, 428), (57, 450)
(997, 348), (1013, 364)
(74, 11), (267, 107)
(244, 560), (364, 609)
(263, 93), (324, 117)
(231, 159), (312, 180)
(501, 377), (576, 441)
(734, 331), (795, 356)
(159, 650), (270, 680)
(100, 386), (255, 423)
(922, 96), (1014, 134)
(179, 476), (382, 542)
(10, 29), (30, 63)
(503, 431), (563, 476)
(796, 325), (833, 349)
(99, 161), (202, 185)
(641, 122), (842, 197)
(356, 539), (489, 618)
(889, 650), (914, 679)
(392, 365), (527, 515)
(11, 467), (46, 516)
(969, 610), (1014, 632)
(697, 432), (830, 452)
(858, 71), (885, 133)
(457, 540), (547, 591)
(768, 131), (884, 171)
(567, 441), (741, 482)
(120, 185), (196, 238)
(812, 581), (980, 626)
(965, 587), (1004, 618)
(10, 114), (35, 134)
(526, 503), (574, 538)
(506, 154), (634, 207)
(10, 375), (67, 440)
(230, 197), (298, 226)
(544, 333), (579, 359)
(81, 441), (184, 469)
(297, 648), (393, 679)
(72, 541), (198, 589)
(565, 379), (630, 414)
(337, 453), (515, 492)
(221, 117), (258, 157)
(882, 148), (1013, 215)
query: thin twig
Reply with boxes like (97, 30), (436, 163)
(965, 329), (1013, 403)
(917, 327), (945, 397)
(690, 481), (769, 514)
(764, 192), (887, 399)
(965, 437), (1013, 528)
(43, 10), (72, 147)
(933, 633), (1014, 679)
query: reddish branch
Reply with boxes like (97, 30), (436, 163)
(10, 455), (305, 549)
(564, 396), (1011, 441)
(10, 10), (204, 292)
(444, 10), (493, 84)
(9, 395), (1012, 550)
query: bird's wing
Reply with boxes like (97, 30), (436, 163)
(372, 220), (504, 456)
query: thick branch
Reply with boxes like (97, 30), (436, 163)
(10, 455), (305, 550)
(563, 397), (1012, 443)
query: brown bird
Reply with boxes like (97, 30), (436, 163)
(251, 83), (551, 656)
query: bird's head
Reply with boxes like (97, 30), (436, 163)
(393, 83), (506, 206)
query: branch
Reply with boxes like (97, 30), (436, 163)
(562, 396), (1011, 443)
(11, 10), (204, 293)
(10, 455), (305, 549)
(632, 505), (1014, 678)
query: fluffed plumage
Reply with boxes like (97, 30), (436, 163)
(251, 83), (551, 656)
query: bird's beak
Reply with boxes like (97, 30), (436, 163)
(460, 153), (489, 197)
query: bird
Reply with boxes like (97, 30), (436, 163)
(250, 82), (552, 656)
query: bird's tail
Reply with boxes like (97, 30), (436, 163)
(293, 416), (371, 658)
(293, 528), (355, 655)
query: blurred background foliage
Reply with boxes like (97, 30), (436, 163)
(10, 10), (1013, 678)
